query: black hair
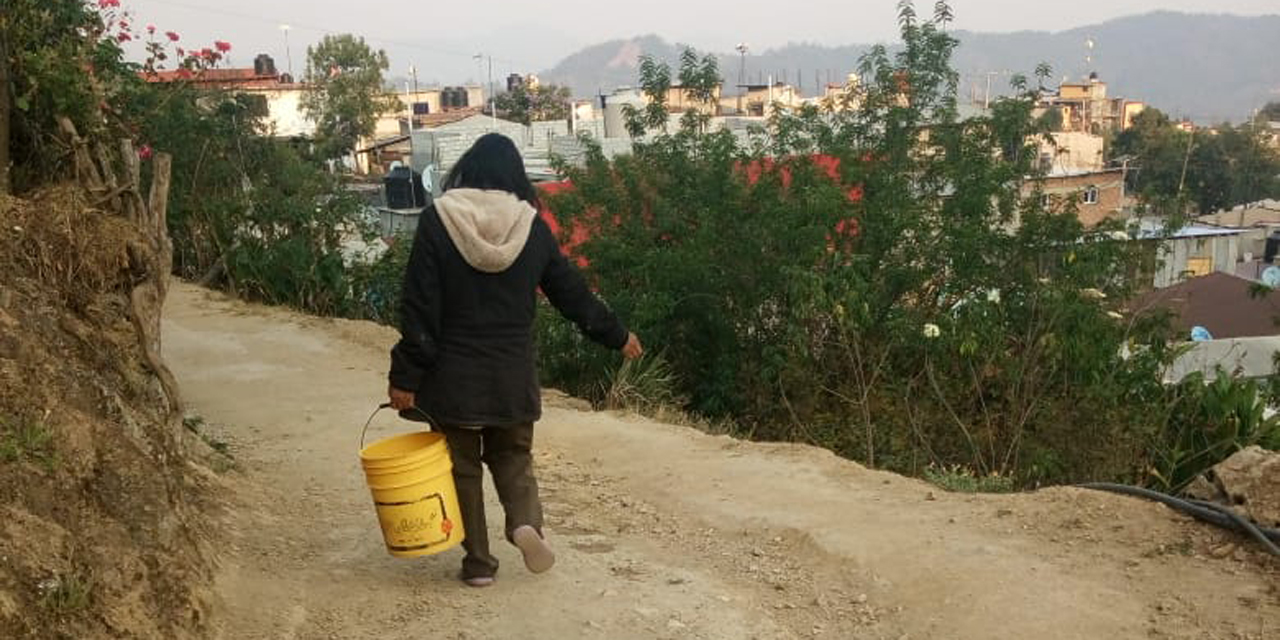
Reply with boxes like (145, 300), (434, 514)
(441, 133), (540, 207)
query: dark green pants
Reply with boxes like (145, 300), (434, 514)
(441, 423), (543, 579)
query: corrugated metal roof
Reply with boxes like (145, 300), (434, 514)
(1133, 272), (1280, 339)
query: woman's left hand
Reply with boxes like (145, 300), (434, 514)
(388, 386), (416, 411)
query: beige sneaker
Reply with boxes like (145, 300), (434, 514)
(512, 525), (556, 574)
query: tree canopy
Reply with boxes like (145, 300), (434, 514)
(1112, 107), (1280, 215)
(494, 83), (571, 125)
(301, 34), (400, 161)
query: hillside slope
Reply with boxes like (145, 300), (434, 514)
(0, 189), (216, 639)
(163, 282), (1278, 640)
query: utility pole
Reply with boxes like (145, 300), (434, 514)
(983, 71), (1000, 110)
(474, 54), (496, 130)
(735, 43), (749, 115)
(280, 24), (293, 78)
(767, 74), (774, 117)
(405, 80), (413, 134)
(406, 64), (418, 134)
(1177, 125), (1195, 197)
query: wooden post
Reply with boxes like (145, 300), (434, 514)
(119, 139), (146, 222)
(147, 152), (173, 294)
(95, 142), (122, 211)
(130, 150), (181, 417)
(57, 117), (107, 194)
(0, 26), (10, 196)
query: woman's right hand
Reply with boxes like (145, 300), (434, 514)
(622, 332), (644, 360)
(388, 385), (416, 411)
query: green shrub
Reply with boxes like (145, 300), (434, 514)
(539, 2), (1179, 488)
(923, 465), (1016, 494)
(39, 571), (93, 614)
(0, 418), (57, 470)
(1149, 371), (1280, 493)
(600, 354), (681, 414)
(348, 231), (414, 324)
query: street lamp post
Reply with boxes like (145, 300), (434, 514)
(280, 24), (293, 78)
(474, 53), (496, 130)
(736, 43), (749, 115)
(406, 65), (417, 134)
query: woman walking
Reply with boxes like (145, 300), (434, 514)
(388, 133), (642, 587)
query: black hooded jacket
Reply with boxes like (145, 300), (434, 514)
(388, 188), (627, 426)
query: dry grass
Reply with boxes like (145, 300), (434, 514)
(0, 187), (149, 309)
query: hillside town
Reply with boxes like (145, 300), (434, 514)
(142, 45), (1280, 382)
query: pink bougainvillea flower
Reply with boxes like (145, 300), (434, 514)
(165, 31), (180, 42)
(199, 48), (213, 59)
(98, 0), (121, 8)
(146, 24), (156, 33)
(119, 20), (129, 29)
(214, 40), (232, 53)
(117, 32), (132, 42)
(138, 145), (154, 161)
(175, 47), (185, 57)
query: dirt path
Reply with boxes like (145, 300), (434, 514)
(161, 283), (1278, 640)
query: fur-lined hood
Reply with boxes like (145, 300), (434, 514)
(434, 188), (537, 273)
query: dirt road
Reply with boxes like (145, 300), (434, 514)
(162, 283), (1278, 640)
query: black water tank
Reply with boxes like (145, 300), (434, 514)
(1266, 232), (1280, 264)
(253, 54), (277, 77)
(383, 166), (427, 210)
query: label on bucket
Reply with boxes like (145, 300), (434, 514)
(375, 493), (456, 553)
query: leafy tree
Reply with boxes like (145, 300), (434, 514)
(623, 56), (673, 138)
(620, 48), (721, 138)
(301, 34), (400, 162)
(1113, 108), (1188, 202)
(542, 1), (1175, 486)
(1114, 108), (1280, 215)
(1260, 101), (1280, 122)
(495, 82), (571, 125)
(1, 0), (137, 193)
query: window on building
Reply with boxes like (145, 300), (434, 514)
(1040, 194), (1052, 209)
(240, 94), (269, 119)
(1038, 153), (1053, 173)
(412, 102), (430, 115)
(1082, 186), (1099, 205)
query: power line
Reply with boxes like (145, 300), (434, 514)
(127, 0), (517, 65)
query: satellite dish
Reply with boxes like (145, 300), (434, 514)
(1263, 266), (1280, 289)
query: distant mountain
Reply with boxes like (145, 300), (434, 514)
(540, 12), (1280, 123)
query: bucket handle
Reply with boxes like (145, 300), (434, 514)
(360, 403), (439, 450)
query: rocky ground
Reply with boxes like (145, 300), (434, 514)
(163, 282), (1279, 640)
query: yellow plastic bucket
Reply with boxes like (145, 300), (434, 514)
(359, 406), (464, 558)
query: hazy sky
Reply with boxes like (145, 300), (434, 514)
(121, 0), (1278, 85)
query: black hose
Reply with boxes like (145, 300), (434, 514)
(1079, 483), (1280, 557)
(1187, 499), (1280, 556)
